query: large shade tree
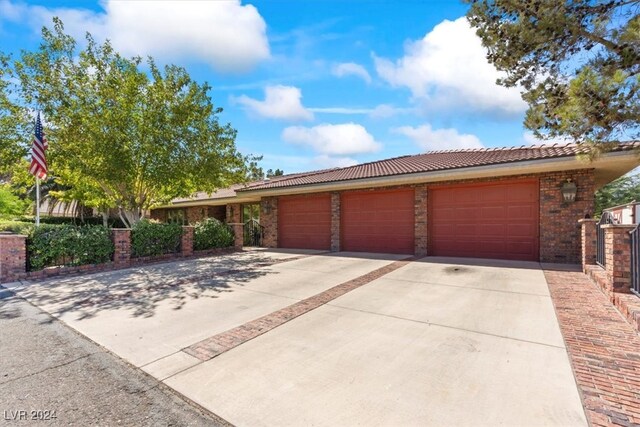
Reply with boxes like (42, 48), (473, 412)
(6, 18), (257, 227)
(467, 0), (639, 152)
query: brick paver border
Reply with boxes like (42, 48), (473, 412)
(544, 268), (640, 427)
(184, 256), (416, 361)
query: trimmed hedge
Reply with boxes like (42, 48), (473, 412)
(131, 220), (182, 257)
(27, 224), (114, 271)
(17, 215), (127, 228)
(194, 218), (234, 250)
(0, 220), (34, 235)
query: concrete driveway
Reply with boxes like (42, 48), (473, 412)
(8, 251), (587, 426)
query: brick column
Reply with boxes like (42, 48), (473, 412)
(260, 197), (278, 248)
(578, 219), (597, 270)
(111, 228), (131, 265)
(0, 234), (27, 282)
(602, 224), (635, 293)
(330, 192), (340, 252)
(414, 185), (428, 257)
(226, 202), (244, 250)
(181, 226), (194, 257)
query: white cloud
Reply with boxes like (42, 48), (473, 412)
(232, 85), (313, 121)
(522, 131), (573, 146)
(308, 107), (373, 114)
(1, 0), (269, 73)
(260, 153), (357, 173)
(374, 17), (525, 115)
(332, 62), (372, 84)
(282, 123), (381, 155)
(393, 124), (484, 151)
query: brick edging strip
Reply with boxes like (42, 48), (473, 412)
(543, 269), (640, 427)
(184, 256), (417, 361)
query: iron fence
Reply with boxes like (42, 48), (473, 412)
(243, 218), (264, 247)
(596, 211), (613, 268)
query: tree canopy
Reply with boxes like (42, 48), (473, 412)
(467, 0), (639, 150)
(2, 18), (259, 227)
(595, 171), (640, 215)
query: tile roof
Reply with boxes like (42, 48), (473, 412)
(238, 142), (640, 192)
(171, 168), (337, 203)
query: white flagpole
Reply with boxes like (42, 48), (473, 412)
(36, 177), (41, 226)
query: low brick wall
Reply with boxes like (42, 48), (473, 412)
(0, 226), (237, 284)
(580, 220), (640, 333)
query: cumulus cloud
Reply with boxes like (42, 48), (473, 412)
(374, 17), (525, 115)
(0, 0), (269, 73)
(232, 86), (313, 121)
(332, 62), (372, 84)
(393, 124), (484, 151)
(282, 123), (381, 155)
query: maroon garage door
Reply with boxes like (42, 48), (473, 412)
(341, 188), (415, 254)
(278, 194), (331, 250)
(429, 180), (539, 261)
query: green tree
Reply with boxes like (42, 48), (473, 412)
(0, 185), (29, 216)
(467, 1), (639, 150)
(266, 168), (284, 178)
(595, 171), (640, 216)
(10, 18), (257, 227)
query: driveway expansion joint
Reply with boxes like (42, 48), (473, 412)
(182, 256), (418, 362)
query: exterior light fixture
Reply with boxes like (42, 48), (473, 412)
(561, 179), (577, 203)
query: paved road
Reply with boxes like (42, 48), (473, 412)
(0, 288), (227, 426)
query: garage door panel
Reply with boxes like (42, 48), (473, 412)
(342, 189), (415, 254)
(278, 195), (331, 250)
(430, 181), (538, 261)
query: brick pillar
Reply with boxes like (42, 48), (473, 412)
(260, 197), (278, 248)
(0, 234), (27, 282)
(579, 219), (597, 270)
(330, 192), (340, 252)
(181, 226), (194, 257)
(111, 228), (131, 265)
(226, 202), (244, 250)
(602, 224), (635, 293)
(414, 185), (428, 257)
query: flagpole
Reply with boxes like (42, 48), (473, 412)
(36, 177), (41, 227)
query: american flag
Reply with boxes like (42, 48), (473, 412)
(28, 112), (48, 180)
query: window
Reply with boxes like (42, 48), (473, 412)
(166, 209), (186, 225)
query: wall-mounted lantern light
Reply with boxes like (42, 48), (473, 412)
(561, 179), (577, 203)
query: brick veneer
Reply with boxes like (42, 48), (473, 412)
(330, 192), (340, 251)
(111, 228), (131, 265)
(414, 185), (428, 256)
(539, 170), (595, 263)
(225, 203), (244, 249)
(181, 226), (194, 257)
(579, 219), (597, 268)
(260, 197), (278, 248)
(0, 234), (27, 282)
(602, 224), (635, 293)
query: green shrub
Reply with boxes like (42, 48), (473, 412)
(0, 220), (35, 235)
(0, 185), (29, 216)
(16, 215), (127, 228)
(131, 220), (182, 257)
(194, 218), (234, 250)
(27, 224), (114, 271)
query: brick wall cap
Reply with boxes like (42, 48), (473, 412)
(578, 218), (598, 223)
(601, 224), (637, 229)
(0, 234), (27, 238)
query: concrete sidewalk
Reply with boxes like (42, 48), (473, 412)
(0, 289), (225, 426)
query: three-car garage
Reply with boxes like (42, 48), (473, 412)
(276, 180), (540, 261)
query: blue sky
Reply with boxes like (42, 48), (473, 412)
(0, 0), (554, 173)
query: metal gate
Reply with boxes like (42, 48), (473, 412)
(596, 211), (613, 268)
(243, 218), (263, 247)
(631, 224), (640, 297)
